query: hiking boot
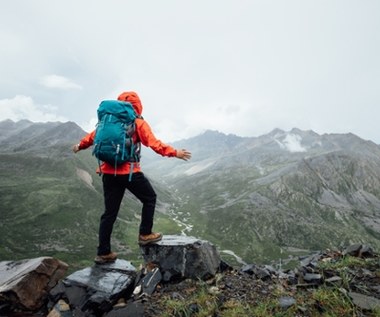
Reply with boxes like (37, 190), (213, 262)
(94, 252), (117, 264)
(138, 232), (162, 245)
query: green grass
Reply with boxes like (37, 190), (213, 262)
(160, 282), (219, 317)
(155, 280), (380, 317)
(318, 255), (369, 270)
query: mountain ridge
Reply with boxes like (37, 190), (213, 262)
(1, 119), (380, 266)
(141, 124), (380, 263)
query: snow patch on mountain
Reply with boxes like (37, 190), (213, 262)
(274, 133), (307, 153)
(76, 168), (96, 191)
(184, 161), (215, 175)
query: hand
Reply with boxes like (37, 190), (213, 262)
(176, 149), (191, 161)
(72, 144), (80, 153)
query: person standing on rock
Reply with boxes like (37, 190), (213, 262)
(73, 91), (191, 264)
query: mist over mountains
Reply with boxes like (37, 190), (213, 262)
(1, 119), (380, 267)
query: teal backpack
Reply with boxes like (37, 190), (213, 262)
(92, 100), (141, 177)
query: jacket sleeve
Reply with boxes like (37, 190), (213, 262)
(78, 130), (96, 150)
(136, 119), (177, 157)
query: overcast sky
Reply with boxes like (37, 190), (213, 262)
(1, 1), (379, 143)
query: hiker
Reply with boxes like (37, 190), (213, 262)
(73, 91), (191, 264)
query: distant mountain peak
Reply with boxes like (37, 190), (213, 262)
(202, 129), (228, 137)
(266, 128), (286, 137)
(0, 120), (87, 154)
(201, 129), (244, 137)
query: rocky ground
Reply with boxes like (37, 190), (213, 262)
(1, 244), (379, 317)
(141, 245), (380, 317)
(143, 270), (280, 316)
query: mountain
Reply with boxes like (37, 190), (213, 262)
(142, 128), (380, 264)
(1, 120), (380, 268)
(0, 120), (180, 270)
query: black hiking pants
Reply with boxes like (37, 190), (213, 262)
(98, 172), (157, 256)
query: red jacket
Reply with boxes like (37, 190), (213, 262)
(78, 92), (177, 175)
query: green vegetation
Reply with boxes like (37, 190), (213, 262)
(2, 122), (380, 277)
(0, 148), (183, 272)
(155, 282), (375, 317)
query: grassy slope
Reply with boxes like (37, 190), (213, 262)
(0, 147), (182, 271)
(166, 162), (380, 266)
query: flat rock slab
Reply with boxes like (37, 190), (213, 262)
(50, 259), (136, 316)
(349, 292), (380, 311)
(140, 235), (221, 281)
(0, 257), (68, 311)
(64, 260), (136, 293)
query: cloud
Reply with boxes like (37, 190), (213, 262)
(274, 133), (307, 153)
(0, 1), (379, 144)
(0, 95), (68, 123)
(283, 134), (307, 153)
(40, 75), (82, 90)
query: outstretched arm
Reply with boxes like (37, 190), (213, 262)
(137, 119), (191, 159)
(72, 130), (96, 153)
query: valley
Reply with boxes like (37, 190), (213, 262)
(1, 120), (380, 269)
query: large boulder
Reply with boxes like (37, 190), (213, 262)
(0, 257), (68, 311)
(140, 235), (221, 281)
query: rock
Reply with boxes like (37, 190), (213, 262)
(241, 264), (255, 275)
(303, 273), (322, 284)
(104, 301), (145, 317)
(47, 299), (72, 317)
(349, 292), (380, 310)
(219, 260), (233, 272)
(325, 276), (342, 284)
(253, 267), (272, 281)
(343, 244), (374, 258)
(49, 259), (136, 316)
(370, 285), (380, 294)
(279, 296), (296, 309)
(263, 265), (277, 274)
(140, 235), (221, 282)
(132, 264), (163, 297)
(141, 267), (162, 295)
(299, 253), (321, 268)
(208, 286), (221, 295)
(133, 285), (142, 297)
(241, 264), (273, 280)
(0, 257), (68, 311)
(283, 271), (298, 285)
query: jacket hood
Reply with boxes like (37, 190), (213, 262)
(117, 91), (143, 115)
